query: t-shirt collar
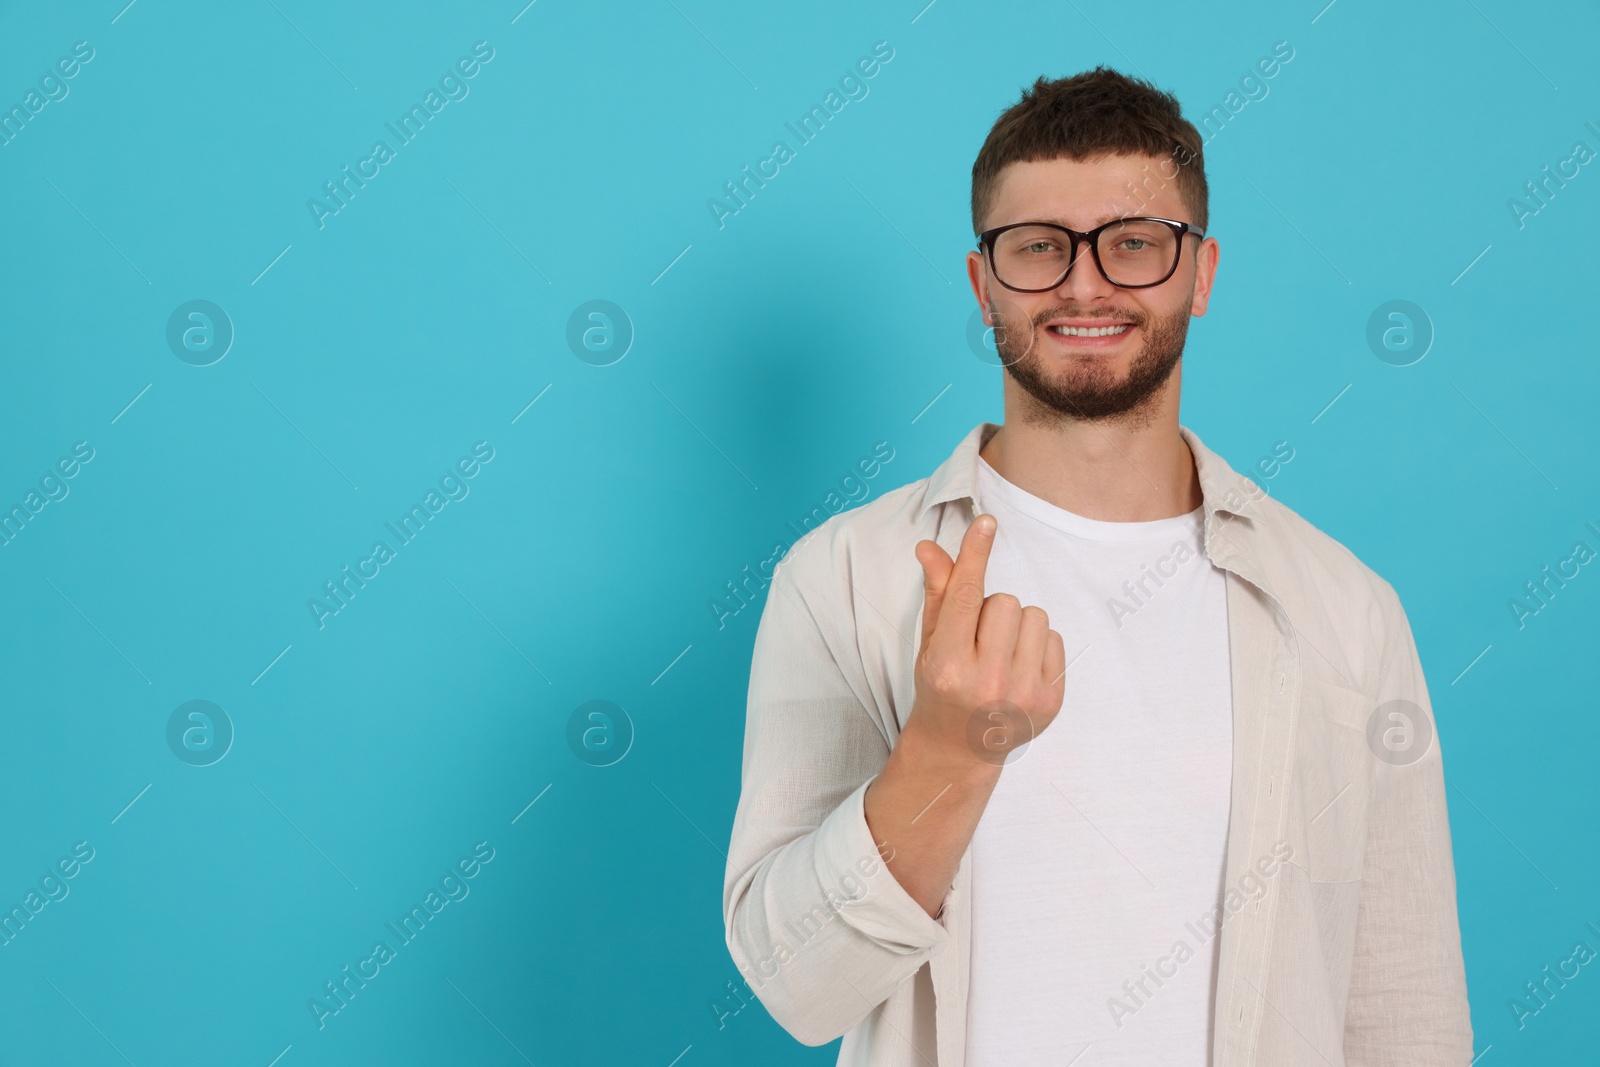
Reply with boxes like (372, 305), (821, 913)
(920, 421), (1280, 598)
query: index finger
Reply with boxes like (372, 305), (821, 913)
(930, 512), (996, 654)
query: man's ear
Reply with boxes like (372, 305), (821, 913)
(965, 248), (992, 320)
(1190, 237), (1220, 317)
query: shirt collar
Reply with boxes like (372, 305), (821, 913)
(920, 420), (1280, 598)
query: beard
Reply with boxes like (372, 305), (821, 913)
(991, 299), (1190, 427)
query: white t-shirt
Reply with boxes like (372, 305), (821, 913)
(965, 454), (1234, 1065)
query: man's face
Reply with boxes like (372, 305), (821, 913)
(965, 154), (1219, 425)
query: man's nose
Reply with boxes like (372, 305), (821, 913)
(1053, 240), (1119, 300)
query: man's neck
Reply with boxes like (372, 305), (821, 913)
(977, 392), (1202, 523)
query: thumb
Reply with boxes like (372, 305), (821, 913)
(915, 539), (954, 649)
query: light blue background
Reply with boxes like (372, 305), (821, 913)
(1, 0), (1596, 1063)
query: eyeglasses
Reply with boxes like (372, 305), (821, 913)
(977, 216), (1205, 291)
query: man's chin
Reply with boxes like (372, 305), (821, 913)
(1014, 352), (1131, 394)
(1004, 348), (1181, 422)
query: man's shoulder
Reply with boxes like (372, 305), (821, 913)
(1186, 424), (1397, 618)
(1244, 489), (1406, 684)
(770, 475), (935, 596)
(1251, 489), (1395, 600)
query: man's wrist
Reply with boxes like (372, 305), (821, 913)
(892, 717), (1005, 788)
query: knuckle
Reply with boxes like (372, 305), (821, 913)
(986, 592), (1021, 613)
(1021, 605), (1048, 626)
(920, 659), (962, 698)
(949, 581), (985, 613)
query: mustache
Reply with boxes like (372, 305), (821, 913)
(986, 301), (1146, 366)
(1027, 305), (1146, 327)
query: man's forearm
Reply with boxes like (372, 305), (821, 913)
(863, 723), (1004, 918)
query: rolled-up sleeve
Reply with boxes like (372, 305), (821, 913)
(722, 552), (950, 1047)
(1342, 579), (1474, 1064)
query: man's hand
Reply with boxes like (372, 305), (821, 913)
(862, 513), (1068, 918)
(906, 513), (1068, 766)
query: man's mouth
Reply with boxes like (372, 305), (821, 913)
(1049, 321), (1139, 337)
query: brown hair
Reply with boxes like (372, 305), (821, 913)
(970, 67), (1208, 235)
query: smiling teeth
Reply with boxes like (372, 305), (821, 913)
(1050, 324), (1130, 337)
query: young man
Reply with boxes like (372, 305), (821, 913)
(723, 68), (1472, 1066)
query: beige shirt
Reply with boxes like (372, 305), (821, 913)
(722, 421), (1474, 1066)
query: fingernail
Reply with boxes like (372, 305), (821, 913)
(976, 514), (995, 535)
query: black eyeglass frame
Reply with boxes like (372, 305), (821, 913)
(976, 216), (1207, 291)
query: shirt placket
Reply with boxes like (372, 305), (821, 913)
(1207, 512), (1301, 1066)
